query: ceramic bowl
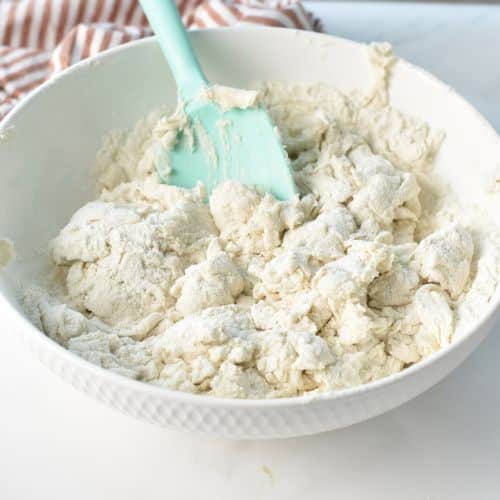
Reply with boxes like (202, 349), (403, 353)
(1, 28), (499, 439)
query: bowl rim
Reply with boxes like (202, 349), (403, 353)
(1, 27), (500, 409)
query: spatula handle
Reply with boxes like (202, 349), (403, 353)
(140, 0), (208, 100)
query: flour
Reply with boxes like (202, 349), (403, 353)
(22, 44), (500, 398)
(0, 239), (15, 268)
(0, 126), (14, 144)
(200, 85), (258, 112)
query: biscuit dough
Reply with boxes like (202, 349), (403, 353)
(23, 44), (500, 398)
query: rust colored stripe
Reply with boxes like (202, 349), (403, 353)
(124, 1), (137, 24)
(74, 0), (87, 24)
(58, 28), (77, 70)
(38, 0), (52, 49)
(0, 50), (37, 69)
(194, 17), (206, 28)
(177, 0), (188, 15)
(55, 0), (71, 44)
(204, 4), (229, 27)
(227, 4), (242, 21)
(2, 2), (18, 46)
(185, 0), (204, 26)
(139, 10), (148, 26)
(121, 32), (132, 45)
(242, 15), (283, 28)
(0, 61), (49, 86)
(91, 0), (105, 22)
(281, 8), (304, 29)
(80, 27), (94, 60)
(108, 0), (123, 22)
(20, 0), (36, 47)
(11, 76), (47, 98)
(99, 29), (113, 52)
(294, 3), (313, 29)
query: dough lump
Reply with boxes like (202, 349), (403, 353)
(22, 45), (500, 399)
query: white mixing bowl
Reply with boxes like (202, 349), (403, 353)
(1, 28), (499, 439)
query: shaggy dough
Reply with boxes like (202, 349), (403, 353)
(23, 44), (500, 399)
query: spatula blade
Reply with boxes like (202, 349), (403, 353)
(156, 101), (297, 201)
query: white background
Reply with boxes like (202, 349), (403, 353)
(1, 2), (500, 499)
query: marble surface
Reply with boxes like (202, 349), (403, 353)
(1, 3), (500, 499)
(314, 1), (500, 131)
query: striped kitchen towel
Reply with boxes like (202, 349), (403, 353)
(0, 0), (321, 120)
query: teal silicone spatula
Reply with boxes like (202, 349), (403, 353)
(139, 0), (297, 200)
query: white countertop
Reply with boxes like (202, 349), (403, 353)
(2, 3), (500, 499)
